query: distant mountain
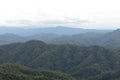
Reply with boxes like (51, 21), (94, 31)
(26, 33), (62, 41)
(0, 33), (25, 45)
(33, 26), (111, 35)
(0, 27), (120, 48)
(0, 26), (111, 36)
(98, 29), (120, 48)
(0, 33), (62, 45)
(48, 29), (120, 48)
(0, 40), (120, 79)
(49, 32), (104, 45)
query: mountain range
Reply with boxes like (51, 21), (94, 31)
(0, 26), (111, 36)
(49, 29), (120, 48)
(0, 40), (120, 80)
(0, 27), (119, 48)
(0, 26), (120, 80)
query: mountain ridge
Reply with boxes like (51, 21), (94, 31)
(0, 26), (112, 36)
(0, 40), (120, 79)
(0, 28), (119, 48)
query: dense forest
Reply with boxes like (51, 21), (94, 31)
(0, 63), (75, 80)
(0, 40), (120, 80)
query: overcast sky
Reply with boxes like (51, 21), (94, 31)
(0, 0), (120, 29)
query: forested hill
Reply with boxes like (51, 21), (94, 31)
(0, 40), (120, 80)
(0, 63), (75, 80)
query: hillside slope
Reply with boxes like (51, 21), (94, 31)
(0, 63), (75, 80)
(0, 40), (120, 79)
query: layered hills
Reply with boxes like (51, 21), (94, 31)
(0, 40), (120, 79)
(0, 28), (120, 48)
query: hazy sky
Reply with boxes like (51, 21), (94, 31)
(0, 0), (120, 29)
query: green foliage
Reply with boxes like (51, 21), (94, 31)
(0, 63), (75, 80)
(0, 40), (120, 80)
(90, 70), (120, 80)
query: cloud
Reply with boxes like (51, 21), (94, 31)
(6, 20), (33, 24)
(2, 17), (90, 26)
(63, 17), (90, 23)
(0, 16), (92, 28)
(38, 17), (90, 25)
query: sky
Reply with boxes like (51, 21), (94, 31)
(0, 0), (120, 29)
